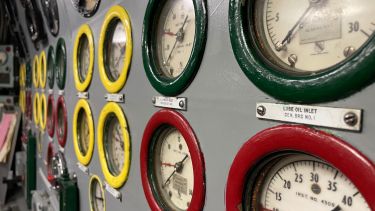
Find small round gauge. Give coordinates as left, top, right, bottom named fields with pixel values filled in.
left=229, top=0, right=375, bottom=103
left=46, top=142, right=55, bottom=183
left=71, top=0, right=101, bottom=18
left=33, top=93, right=40, bottom=126
left=98, top=102, right=130, bottom=189
left=73, top=24, right=94, bottom=92
left=39, top=94, right=47, bottom=131
left=26, top=91, right=32, bottom=119
left=55, top=96, right=67, bottom=148
left=225, top=125, right=375, bottom=211
left=141, top=109, right=205, bottom=211
left=33, top=55, right=39, bottom=88
left=0, top=51, right=7, bottom=66
left=39, top=51, right=47, bottom=89
left=73, top=99, right=94, bottom=166
left=143, top=0, right=207, bottom=96
left=47, top=46, right=55, bottom=89
left=89, top=175, right=106, bottom=211
left=47, top=95, right=54, bottom=137
left=40, top=0, right=59, bottom=36
left=55, top=38, right=67, bottom=90
left=98, top=5, right=132, bottom=93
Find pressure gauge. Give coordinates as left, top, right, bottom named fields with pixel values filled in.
left=26, top=91, right=32, bottom=119
left=225, top=125, right=375, bottom=211
left=71, top=0, right=101, bottom=18
left=73, top=99, right=94, bottom=166
left=98, top=102, right=130, bottom=188
left=33, top=55, right=39, bottom=88
left=39, top=94, right=47, bottom=131
left=142, top=0, right=207, bottom=96
left=55, top=38, right=67, bottom=90
left=56, top=96, right=67, bottom=147
left=73, top=24, right=94, bottom=92
left=89, top=175, right=106, bottom=211
left=141, top=109, right=205, bottom=211
left=39, top=51, right=47, bottom=89
left=33, top=93, right=40, bottom=126
left=47, top=46, right=55, bottom=89
left=98, top=5, right=132, bottom=93
left=46, top=142, right=55, bottom=183
left=229, top=0, right=375, bottom=102
left=40, top=0, right=59, bottom=36
left=0, top=51, right=7, bottom=66
left=47, top=95, right=54, bottom=138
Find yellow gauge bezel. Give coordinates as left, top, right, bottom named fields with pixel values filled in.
left=98, top=102, right=131, bottom=189
left=33, top=55, right=39, bottom=88
left=19, top=90, right=25, bottom=113
left=33, top=92, right=40, bottom=126
left=39, top=51, right=47, bottom=89
left=73, top=24, right=95, bottom=92
left=89, top=175, right=106, bottom=211
left=39, top=94, right=47, bottom=131
left=19, top=64, right=26, bottom=87
left=98, top=5, right=133, bottom=93
left=73, top=99, right=95, bottom=166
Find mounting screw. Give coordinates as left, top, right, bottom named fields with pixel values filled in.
left=152, top=97, right=156, bottom=104
left=344, top=112, right=358, bottom=126
left=257, top=105, right=266, bottom=116
left=343, top=46, right=355, bottom=58
left=179, top=100, right=185, bottom=108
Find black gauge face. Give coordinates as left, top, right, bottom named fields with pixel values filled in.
left=104, top=19, right=127, bottom=82
left=104, top=114, right=124, bottom=176
left=77, top=109, right=90, bottom=156
left=71, top=0, right=101, bottom=17
left=40, top=0, right=59, bottom=36
left=78, top=34, right=90, bottom=82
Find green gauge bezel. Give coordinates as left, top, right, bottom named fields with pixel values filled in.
left=55, top=38, right=67, bottom=90
left=47, top=46, right=55, bottom=89
left=229, top=0, right=375, bottom=103
left=142, top=0, right=207, bottom=96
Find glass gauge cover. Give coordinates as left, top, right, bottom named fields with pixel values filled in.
left=40, top=0, right=59, bottom=36
left=89, top=176, right=106, bottom=211
left=78, top=35, right=90, bottom=82
left=143, top=0, right=207, bottom=96
left=104, top=115, right=125, bottom=176
left=55, top=38, right=66, bottom=90
left=0, top=51, right=7, bottom=65
left=56, top=96, right=67, bottom=147
left=141, top=109, right=205, bottom=211
left=47, top=46, right=55, bottom=89
left=47, top=95, right=54, bottom=137
left=71, top=0, right=101, bottom=17
left=229, top=0, right=375, bottom=103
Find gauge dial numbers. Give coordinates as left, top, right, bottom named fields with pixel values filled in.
left=143, top=0, right=207, bottom=96
left=55, top=38, right=67, bottom=90
left=98, top=5, right=132, bottom=93
left=33, top=55, right=39, bottom=88
left=47, top=46, right=55, bottom=89
left=39, top=51, right=47, bottom=89
left=40, top=0, right=59, bottom=36
left=89, top=175, right=106, bottom=211
left=47, top=95, right=55, bottom=137
left=225, top=125, right=375, bottom=211
left=33, top=93, right=40, bottom=126
left=73, top=99, right=94, bottom=166
left=229, top=0, right=375, bottom=103
left=98, top=102, right=130, bottom=189
left=71, top=0, right=101, bottom=18
left=39, top=94, right=47, bottom=131
left=56, top=96, right=67, bottom=147
left=141, top=109, right=205, bottom=211
left=73, top=24, right=94, bottom=92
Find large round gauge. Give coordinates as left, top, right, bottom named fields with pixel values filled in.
left=0, top=51, right=7, bottom=66
left=141, top=109, right=205, bottom=211
left=73, top=24, right=94, bottom=92
left=39, top=51, right=47, bottom=89
left=71, top=0, right=101, bottom=18
left=47, top=46, right=55, bottom=89
left=89, top=175, right=106, bottom=211
left=55, top=96, right=67, bottom=148
left=47, top=95, right=55, bottom=138
left=39, top=94, right=47, bottom=131
left=73, top=99, right=94, bottom=166
left=229, top=0, right=375, bottom=103
left=55, top=38, right=67, bottom=90
left=33, top=55, right=39, bottom=88
left=225, top=125, right=375, bottom=211
left=98, top=5, right=132, bottom=93
left=97, top=102, right=130, bottom=189
left=40, top=0, right=59, bottom=36
left=33, top=93, right=40, bottom=126
left=46, top=142, right=55, bottom=183
left=142, top=0, right=207, bottom=96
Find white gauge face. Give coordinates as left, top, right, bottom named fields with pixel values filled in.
left=57, top=106, right=65, bottom=138
left=156, top=0, right=196, bottom=78
left=153, top=128, right=194, bottom=210
left=78, top=35, right=90, bottom=82
left=105, top=116, right=124, bottom=175
left=247, top=154, right=370, bottom=211
left=77, top=110, right=89, bottom=155
left=255, top=0, right=375, bottom=73
left=106, top=20, right=126, bottom=81
left=82, top=0, right=99, bottom=12
left=0, top=52, right=7, bottom=65
left=91, top=178, right=105, bottom=211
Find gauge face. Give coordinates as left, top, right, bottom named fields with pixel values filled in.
left=155, top=0, right=196, bottom=78
left=71, top=0, right=101, bottom=17
left=56, top=97, right=67, bottom=147
left=90, top=177, right=105, bottom=211
left=47, top=47, right=55, bottom=89
left=77, top=109, right=90, bottom=156
left=0, top=51, right=7, bottom=65
left=253, top=0, right=375, bottom=73
left=40, top=0, right=59, bottom=36
left=78, top=34, right=91, bottom=82
left=152, top=127, right=194, bottom=210
left=104, top=20, right=127, bottom=82
left=47, top=95, right=54, bottom=137
left=104, top=114, right=124, bottom=175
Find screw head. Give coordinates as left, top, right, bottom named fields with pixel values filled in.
left=343, top=46, right=355, bottom=58
left=179, top=100, right=185, bottom=108
left=344, top=112, right=358, bottom=126
left=152, top=97, right=156, bottom=104
left=257, top=105, right=266, bottom=116
left=288, top=54, right=298, bottom=67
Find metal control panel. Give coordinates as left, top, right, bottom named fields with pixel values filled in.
left=0, top=45, right=14, bottom=88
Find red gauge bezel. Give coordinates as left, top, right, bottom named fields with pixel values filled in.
left=46, top=142, right=55, bottom=183
left=55, top=96, right=67, bottom=148
left=47, top=94, right=55, bottom=137
left=140, top=109, right=206, bottom=211
left=225, top=124, right=375, bottom=211
left=26, top=91, right=32, bottom=119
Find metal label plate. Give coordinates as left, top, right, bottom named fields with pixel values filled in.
left=256, top=102, right=362, bottom=131
left=153, top=96, right=187, bottom=111
left=104, top=182, right=122, bottom=200
left=77, top=92, right=89, bottom=99
left=105, top=93, right=125, bottom=103
left=77, top=162, right=89, bottom=175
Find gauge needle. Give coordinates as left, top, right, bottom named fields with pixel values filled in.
left=162, top=154, right=189, bottom=188
left=161, top=162, right=174, bottom=167
left=164, top=31, right=177, bottom=36
left=164, top=15, right=189, bottom=65
left=331, top=205, right=342, bottom=211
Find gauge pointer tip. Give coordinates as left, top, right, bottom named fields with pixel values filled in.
left=331, top=205, right=342, bottom=211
